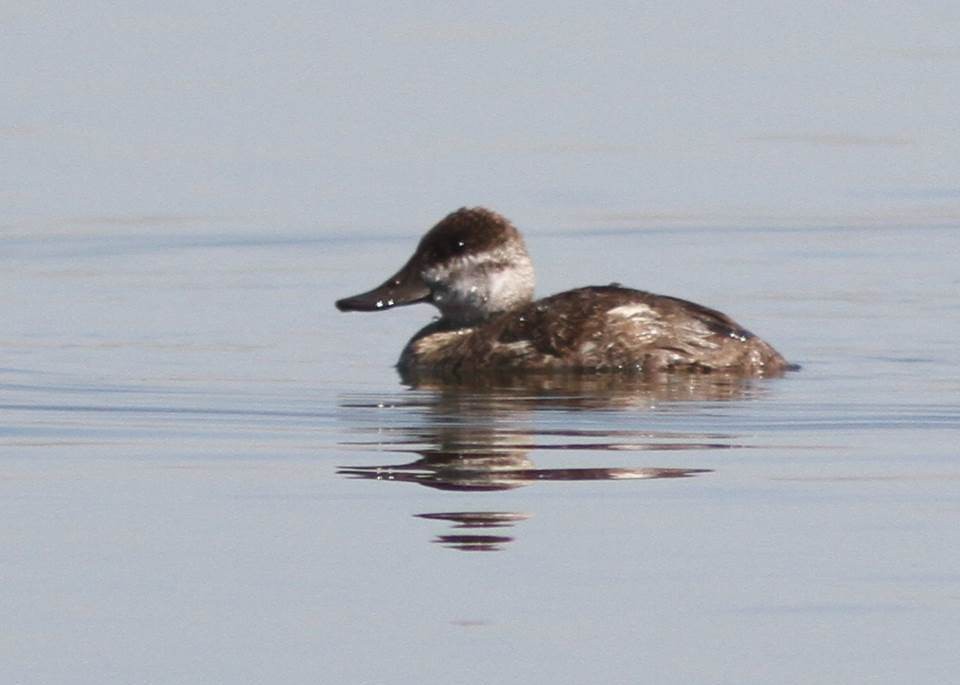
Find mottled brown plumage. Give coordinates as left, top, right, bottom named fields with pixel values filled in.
left=336, top=207, right=794, bottom=381
left=398, top=285, right=789, bottom=378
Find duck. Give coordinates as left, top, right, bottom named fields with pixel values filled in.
left=335, top=207, right=794, bottom=380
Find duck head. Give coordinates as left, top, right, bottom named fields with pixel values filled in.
left=335, top=207, right=535, bottom=326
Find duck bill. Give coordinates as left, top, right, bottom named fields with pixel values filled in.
left=335, top=261, right=431, bottom=312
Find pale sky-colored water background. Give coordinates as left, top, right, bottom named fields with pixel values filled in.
left=5, top=2, right=960, bottom=231
left=3, top=4, right=960, bottom=684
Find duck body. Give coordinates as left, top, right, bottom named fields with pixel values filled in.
left=336, top=207, right=793, bottom=380
left=399, top=285, right=789, bottom=378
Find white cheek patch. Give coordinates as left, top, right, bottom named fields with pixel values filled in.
left=450, top=279, right=484, bottom=306
left=425, top=262, right=486, bottom=313
left=486, top=269, right=511, bottom=303
left=422, top=247, right=534, bottom=321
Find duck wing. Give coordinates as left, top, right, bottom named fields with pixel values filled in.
left=492, top=286, right=772, bottom=372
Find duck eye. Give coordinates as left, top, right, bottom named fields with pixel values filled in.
left=453, top=239, right=466, bottom=253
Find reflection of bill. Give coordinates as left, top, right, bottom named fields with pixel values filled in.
left=338, top=453, right=708, bottom=492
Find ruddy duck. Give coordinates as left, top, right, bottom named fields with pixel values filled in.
left=336, top=207, right=793, bottom=379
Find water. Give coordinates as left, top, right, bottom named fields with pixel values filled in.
left=4, top=4, right=960, bottom=684
left=3, top=219, right=958, bottom=683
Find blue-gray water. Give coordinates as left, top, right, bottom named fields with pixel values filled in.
left=4, top=5, right=960, bottom=684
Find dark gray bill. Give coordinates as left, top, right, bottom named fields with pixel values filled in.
left=335, top=261, right=431, bottom=312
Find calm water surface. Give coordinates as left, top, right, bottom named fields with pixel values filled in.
left=2, top=219, right=958, bottom=684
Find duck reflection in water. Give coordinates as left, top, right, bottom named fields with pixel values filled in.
left=337, top=437, right=710, bottom=492
left=338, top=374, right=769, bottom=550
